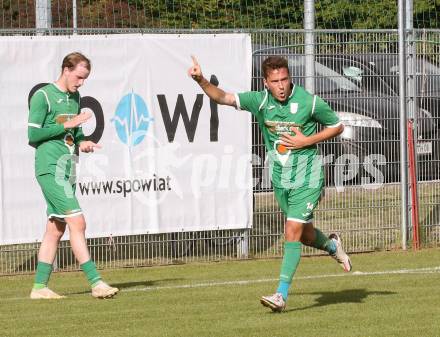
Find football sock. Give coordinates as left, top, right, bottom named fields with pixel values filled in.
left=80, top=260, right=102, bottom=287
left=33, top=261, right=53, bottom=289
left=312, top=229, right=336, bottom=255
left=276, top=241, right=302, bottom=300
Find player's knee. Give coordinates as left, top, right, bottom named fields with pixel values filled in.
left=285, top=220, right=304, bottom=241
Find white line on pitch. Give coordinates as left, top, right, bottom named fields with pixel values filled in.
left=122, top=265, right=440, bottom=293
left=3, top=266, right=440, bottom=301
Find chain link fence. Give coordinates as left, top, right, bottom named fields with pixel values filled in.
left=2, top=0, right=440, bottom=30
left=1, top=2, right=440, bottom=275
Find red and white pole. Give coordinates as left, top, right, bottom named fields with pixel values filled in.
left=407, top=120, right=420, bottom=250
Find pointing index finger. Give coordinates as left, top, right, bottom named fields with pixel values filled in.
left=191, top=55, right=199, bottom=67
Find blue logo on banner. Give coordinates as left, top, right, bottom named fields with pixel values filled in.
left=112, top=92, right=153, bottom=146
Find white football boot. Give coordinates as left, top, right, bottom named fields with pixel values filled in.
left=30, top=287, right=65, bottom=299
left=329, top=233, right=352, bottom=272
left=91, top=281, right=119, bottom=299
left=260, top=293, right=286, bottom=312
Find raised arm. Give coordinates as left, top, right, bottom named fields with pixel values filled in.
left=188, top=55, right=237, bottom=107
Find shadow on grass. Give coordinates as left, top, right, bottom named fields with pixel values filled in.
left=66, top=278, right=183, bottom=295
left=283, top=288, right=396, bottom=313
left=110, top=278, right=184, bottom=289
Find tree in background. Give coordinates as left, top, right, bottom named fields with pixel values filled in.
left=1, top=0, right=440, bottom=30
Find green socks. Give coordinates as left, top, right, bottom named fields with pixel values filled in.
left=312, top=229, right=336, bottom=255
left=34, top=260, right=102, bottom=289
left=80, top=260, right=102, bottom=287
left=276, top=241, right=302, bottom=300
left=33, top=261, right=53, bottom=289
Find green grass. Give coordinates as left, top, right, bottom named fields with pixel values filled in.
left=1, top=249, right=440, bottom=337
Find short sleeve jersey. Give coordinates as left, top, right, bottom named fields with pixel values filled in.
left=236, top=85, right=340, bottom=188
left=28, top=83, right=85, bottom=177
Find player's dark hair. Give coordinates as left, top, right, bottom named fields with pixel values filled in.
left=262, top=56, right=289, bottom=78
left=61, top=52, right=91, bottom=72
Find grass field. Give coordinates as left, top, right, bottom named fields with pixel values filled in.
left=1, top=249, right=439, bottom=337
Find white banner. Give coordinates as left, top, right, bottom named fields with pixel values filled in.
left=0, top=34, right=253, bottom=245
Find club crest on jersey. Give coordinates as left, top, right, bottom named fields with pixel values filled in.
left=274, top=140, right=291, bottom=166
left=64, top=133, right=75, bottom=154
left=290, top=103, right=298, bottom=114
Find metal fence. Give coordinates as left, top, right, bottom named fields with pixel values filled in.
left=3, top=0, right=440, bottom=30
left=1, top=29, right=440, bottom=275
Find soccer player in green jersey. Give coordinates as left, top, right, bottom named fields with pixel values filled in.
left=188, top=55, right=352, bottom=312
left=28, top=52, right=119, bottom=299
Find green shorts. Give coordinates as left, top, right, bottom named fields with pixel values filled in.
left=274, top=184, right=323, bottom=223
left=36, top=173, right=82, bottom=220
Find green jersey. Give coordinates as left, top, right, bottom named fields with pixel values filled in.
left=236, top=85, right=340, bottom=189
left=28, top=83, right=85, bottom=177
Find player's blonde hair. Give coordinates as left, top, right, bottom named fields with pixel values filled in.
left=262, top=56, right=289, bottom=79
left=61, top=52, right=91, bottom=72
